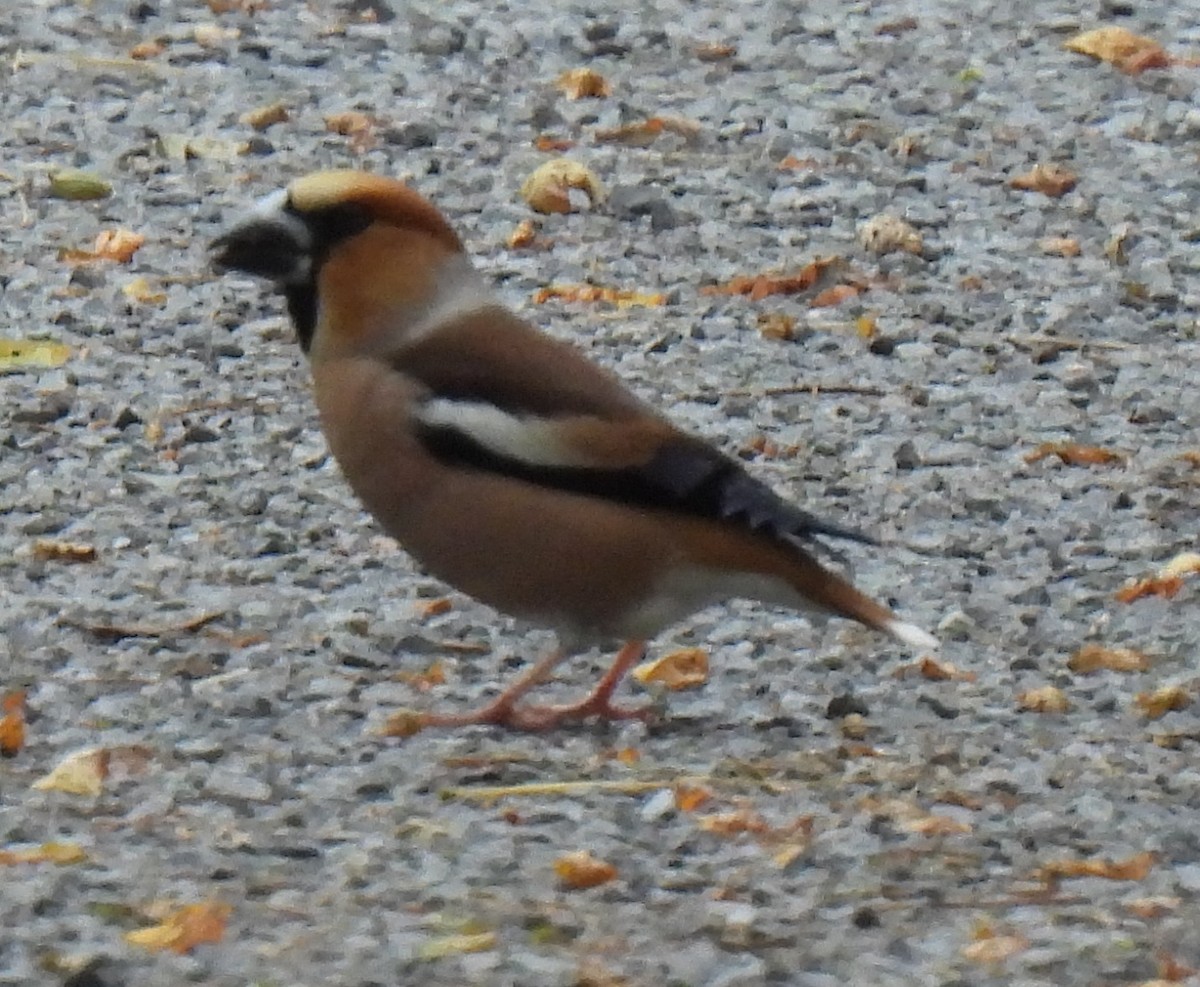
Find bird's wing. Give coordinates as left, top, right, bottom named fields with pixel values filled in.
left=393, top=308, right=874, bottom=549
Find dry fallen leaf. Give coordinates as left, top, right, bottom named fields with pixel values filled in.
left=325, top=111, right=375, bottom=153
left=60, top=229, right=145, bottom=265
left=239, top=101, right=289, bottom=130
left=701, top=257, right=841, bottom=302
left=193, top=23, right=240, bottom=47
left=418, top=932, right=497, bottom=960
left=1125, top=896, right=1180, bottom=919
left=903, top=814, right=973, bottom=837
left=1010, top=163, right=1078, bottom=198
left=594, top=116, right=702, bottom=147
left=1025, top=442, right=1124, bottom=467
left=858, top=214, right=923, bottom=255
left=1068, top=643, right=1150, bottom=674
left=631, top=648, right=708, bottom=690
left=1017, top=685, right=1071, bottom=713
left=1064, top=26, right=1170, bottom=74
left=1116, top=552, right=1200, bottom=603
left=554, top=68, right=612, bottom=99
left=418, top=598, right=453, bottom=619
left=0, top=339, right=71, bottom=372
left=125, top=902, right=232, bottom=954
left=810, top=283, right=863, bottom=308
left=0, top=841, right=87, bottom=866
left=32, top=748, right=110, bottom=797
left=0, top=691, right=26, bottom=757
left=895, top=656, right=977, bottom=682
left=533, top=134, right=576, bottom=152
left=122, top=277, right=169, bottom=305
left=962, top=933, right=1028, bottom=964
left=531, top=284, right=664, bottom=308
left=48, top=169, right=112, bottom=201
left=520, top=158, right=604, bottom=214
left=673, top=783, right=714, bottom=813
left=554, top=850, right=618, bottom=890
left=129, top=39, right=166, bottom=60
left=694, top=41, right=737, bottom=61
left=1036, top=850, right=1155, bottom=883
left=395, top=660, right=446, bottom=693
left=855, top=313, right=878, bottom=339
left=32, top=539, right=97, bottom=563
left=1039, top=236, right=1082, bottom=257
left=1135, top=685, right=1192, bottom=720
left=696, top=807, right=770, bottom=837
left=757, top=313, right=796, bottom=341
left=507, top=218, right=538, bottom=249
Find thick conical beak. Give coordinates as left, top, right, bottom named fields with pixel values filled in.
left=211, top=190, right=312, bottom=284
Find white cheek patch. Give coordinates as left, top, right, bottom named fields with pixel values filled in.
left=416, top=399, right=595, bottom=469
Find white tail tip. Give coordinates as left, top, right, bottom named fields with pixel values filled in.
left=886, top=619, right=940, bottom=653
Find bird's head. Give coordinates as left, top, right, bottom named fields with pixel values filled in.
left=212, top=170, right=475, bottom=356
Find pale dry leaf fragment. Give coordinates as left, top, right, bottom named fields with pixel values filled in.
left=1067, top=643, right=1149, bottom=674
left=32, top=539, right=96, bottom=563
left=324, top=111, right=376, bottom=153
left=903, top=814, right=972, bottom=836
left=48, top=169, right=112, bottom=201
left=594, top=116, right=702, bottom=147
left=1010, top=163, right=1078, bottom=197
left=810, top=283, right=863, bottom=308
left=1105, top=223, right=1134, bottom=266
left=0, top=339, right=71, bottom=372
left=531, top=284, right=663, bottom=308
left=554, top=850, right=618, bottom=890
left=1039, top=236, right=1081, bottom=257
left=129, top=39, right=166, bottom=60
left=239, top=101, right=289, bottom=130
left=554, top=67, right=612, bottom=99
left=962, top=934, right=1028, bottom=964
left=193, top=24, right=240, bottom=47
left=696, top=807, right=770, bottom=837
left=0, top=841, right=88, bottom=866
left=1125, top=896, right=1180, bottom=919
left=1135, top=685, right=1191, bottom=720
left=123, top=277, right=168, bottom=305
left=32, top=747, right=110, bottom=797
left=125, top=902, right=232, bottom=954
left=158, top=134, right=245, bottom=162
left=93, top=229, right=145, bottom=263
left=1025, top=442, right=1124, bottom=467
left=1117, top=553, right=1200, bottom=603
left=858, top=213, right=923, bottom=255
left=631, top=648, right=708, bottom=690
left=694, top=41, right=737, bottom=61
left=1160, top=552, right=1200, bottom=581
left=417, top=932, right=497, bottom=960
left=520, top=158, right=604, bottom=214
left=1017, top=685, right=1071, bottom=713
left=1063, top=26, right=1170, bottom=74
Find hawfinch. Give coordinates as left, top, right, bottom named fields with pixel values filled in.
left=212, top=170, right=938, bottom=732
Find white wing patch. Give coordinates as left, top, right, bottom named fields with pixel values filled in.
left=416, top=399, right=596, bottom=469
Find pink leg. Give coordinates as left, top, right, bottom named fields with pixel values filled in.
left=416, top=640, right=653, bottom=733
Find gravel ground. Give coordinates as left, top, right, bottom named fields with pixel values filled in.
left=3, top=1, right=1200, bottom=985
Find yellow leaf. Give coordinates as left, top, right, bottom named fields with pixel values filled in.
left=531, top=284, right=665, bottom=308
left=0, top=841, right=87, bottom=866
left=1036, top=850, right=1155, bottom=882
left=418, top=932, right=497, bottom=960
left=48, top=168, right=112, bottom=200
left=122, top=277, right=168, bottom=305
left=631, top=648, right=708, bottom=690
left=32, top=748, right=110, bottom=798
left=520, top=158, right=604, bottom=214
left=0, top=339, right=71, bottom=371
left=125, top=902, right=231, bottom=954
left=1064, top=26, right=1169, bottom=73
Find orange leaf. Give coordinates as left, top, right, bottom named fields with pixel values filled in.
left=895, top=656, right=976, bottom=682
left=1135, top=685, right=1191, bottom=720
left=395, top=660, right=446, bottom=693
left=418, top=598, right=453, bottom=619
left=694, top=42, right=737, bottom=61
left=810, top=283, right=862, bottom=308
left=1024, top=442, right=1124, bottom=466
left=553, top=850, right=617, bottom=889
left=554, top=68, right=612, bottom=100
left=0, top=690, right=26, bottom=757
left=903, top=814, right=972, bottom=836
left=1064, top=26, right=1170, bottom=74
left=630, top=648, right=708, bottom=690
left=533, top=134, right=576, bottom=152
left=1125, top=896, right=1179, bottom=919
left=701, top=256, right=841, bottom=301
left=125, top=902, right=231, bottom=954
left=32, top=539, right=96, bottom=563
left=1117, top=552, right=1200, bottom=603
left=1035, top=850, right=1155, bottom=883
left=673, top=783, right=714, bottom=812
left=60, top=229, right=145, bottom=265
left=1067, top=643, right=1149, bottom=674
left=594, top=116, right=701, bottom=147
left=129, top=39, right=166, bottom=59
left=1010, top=163, right=1078, bottom=197
left=696, top=807, right=770, bottom=837
left=507, top=219, right=538, bottom=249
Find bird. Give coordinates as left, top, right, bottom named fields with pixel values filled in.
left=211, top=169, right=938, bottom=732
